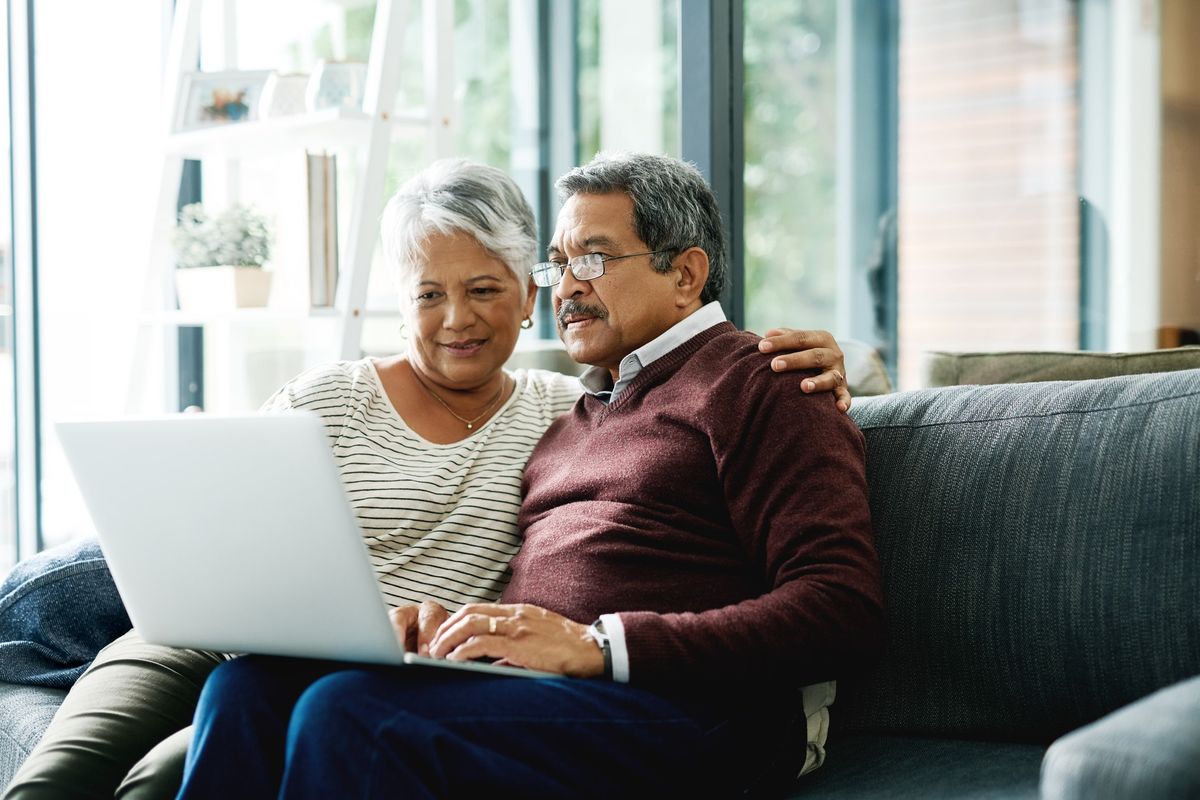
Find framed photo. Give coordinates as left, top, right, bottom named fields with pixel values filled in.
left=175, top=70, right=272, bottom=132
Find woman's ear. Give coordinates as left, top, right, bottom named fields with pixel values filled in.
left=672, top=247, right=710, bottom=308
left=522, top=277, right=538, bottom=318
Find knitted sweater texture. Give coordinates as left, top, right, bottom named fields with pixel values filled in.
left=504, top=322, right=884, bottom=689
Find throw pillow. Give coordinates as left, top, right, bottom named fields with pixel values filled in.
left=0, top=537, right=131, bottom=688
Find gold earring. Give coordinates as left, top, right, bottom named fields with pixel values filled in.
left=520, top=317, right=533, bottom=330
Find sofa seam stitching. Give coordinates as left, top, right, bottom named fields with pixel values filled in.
left=856, top=387, right=1200, bottom=432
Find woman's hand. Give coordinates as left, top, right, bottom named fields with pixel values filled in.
left=427, top=603, right=604, bottom=678
left=389, top=600, right=450, bottom=656
left=758, top=328, right=852, bottom=412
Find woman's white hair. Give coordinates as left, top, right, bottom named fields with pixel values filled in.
left=381, top=158, right=538, bottom=289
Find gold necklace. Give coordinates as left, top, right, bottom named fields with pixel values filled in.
left=411, top=369, right=509, bottom=431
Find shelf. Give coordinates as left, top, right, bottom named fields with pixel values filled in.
left=165, top=106, right=429, bottom=159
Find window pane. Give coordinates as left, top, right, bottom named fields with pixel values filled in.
left=576, top=0, right=679, bottom=160
left=0, top=6, right=12, bottom=570
left=35, top=6, right=167, bottom=550
left=897, top=0, right=1080, bottom=387
left=743, top=1, right=838, bottom=336
left=743, top=1, right=1085, bottom=387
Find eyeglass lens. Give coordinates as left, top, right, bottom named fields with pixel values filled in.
left=531, top=253, right=605, bottom=287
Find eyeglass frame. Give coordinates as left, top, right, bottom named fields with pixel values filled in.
left=529, top=249, right=675, bottom=288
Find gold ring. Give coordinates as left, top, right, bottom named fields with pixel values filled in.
left=489, top=617, right=498, bottom=635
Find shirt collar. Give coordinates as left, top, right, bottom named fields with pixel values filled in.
left=579, top=302, right=727, bottom=400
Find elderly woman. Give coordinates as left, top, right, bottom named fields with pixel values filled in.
left=2, top=158, right=849, bottom=800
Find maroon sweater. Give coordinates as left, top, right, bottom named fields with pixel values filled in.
left=503, top=322, right=883, bottom=688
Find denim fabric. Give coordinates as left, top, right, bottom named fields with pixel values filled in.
left=179, top=657, right=769, bottom=799
left=843, top=368, right=1200, bottom=741
left=1041, top=673, right=1200, bottom=799
left=3, top=630, right=228, bottom=800
left=0, top=538, right=130, bottom=688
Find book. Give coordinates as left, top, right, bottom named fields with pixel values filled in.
left=306, top=151, right=339, bottom=307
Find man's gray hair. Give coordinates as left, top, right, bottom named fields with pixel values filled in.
left=554, top=152, right=727, bottom=304
left=381, top=158, right=537, bottom=287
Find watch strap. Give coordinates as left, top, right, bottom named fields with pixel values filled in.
left=587, top=619, right=613, bottom=679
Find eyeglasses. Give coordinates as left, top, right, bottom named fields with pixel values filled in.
left=529, top=250, right=673, bottom=288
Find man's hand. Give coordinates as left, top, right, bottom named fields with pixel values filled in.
left=758, top=328, right=851, bottom=412
left=389, top=600, right=450, bottom=656
left=427, top=603, right=605, bottom=678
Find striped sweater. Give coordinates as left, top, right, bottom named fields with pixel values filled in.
left=262, top=358, right=581, bottom=609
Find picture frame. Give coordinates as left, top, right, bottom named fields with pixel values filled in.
left=175, top=70, right=273, bottom=132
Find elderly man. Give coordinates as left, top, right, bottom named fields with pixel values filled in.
left=178, top=153, right=883, bottom=798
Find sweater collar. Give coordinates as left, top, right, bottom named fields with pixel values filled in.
left=579, top=302, right=728, bottom=403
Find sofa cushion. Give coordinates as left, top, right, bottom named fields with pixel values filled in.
left=785, top=733, right=1042, bottom=799
left=843, top=368, right=1200, bottom=741
left=922, top=346, right=1200, bottom=387
left=1040, top=673, right=1200, bottom=799
left=0, top=681, right=67, bottom=791
left=0, top=537, right=131, bottom=688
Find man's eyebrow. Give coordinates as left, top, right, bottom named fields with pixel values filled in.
left=582, top=235, right=619, bottom=250
left=547, top=236, right=620, bottom=259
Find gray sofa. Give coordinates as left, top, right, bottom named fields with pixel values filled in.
left=3, top=367, right=1198, bottom=797
left=791, top=366, right=1200, bottom=798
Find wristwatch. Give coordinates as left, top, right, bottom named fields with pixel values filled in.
left=586, top=619, right=613, bottom=679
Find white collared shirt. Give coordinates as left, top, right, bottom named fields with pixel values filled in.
left=576, top=301, right=728, bottom=682
left=579, top=301, right=728, bottom=404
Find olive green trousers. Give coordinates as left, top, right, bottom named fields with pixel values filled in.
left=3, top=630, right=231, bottom=800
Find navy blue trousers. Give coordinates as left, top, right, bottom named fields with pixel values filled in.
left=177, top=656, right=774, bottom=799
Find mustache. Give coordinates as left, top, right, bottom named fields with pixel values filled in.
left=556, top=300, right=609, bottom=328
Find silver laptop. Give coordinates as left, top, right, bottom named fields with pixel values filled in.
left=56, top=412, right=556, bottom=679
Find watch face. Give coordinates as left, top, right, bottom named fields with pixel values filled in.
left=588, top=621, right=610, bottom=646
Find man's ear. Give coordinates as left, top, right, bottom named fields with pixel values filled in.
left=672, top=247, right=710, bottom=308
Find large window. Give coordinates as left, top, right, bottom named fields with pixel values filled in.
left=743, top=1, right=839, bottom=338
left=9, top=0, right=1188, bottom=558
left=576, top=0, right=679, bottom=160
left=34, top=4, right=166, bottom=550
left=896, top=0, right=1081, bottom=387
left=0, top=3, right=14, bottom=570
left=744, top=0, right=1096, bottom=388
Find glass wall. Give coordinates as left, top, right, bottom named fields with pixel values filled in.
left=743, top=0, right=1088, bottom=388
left=576, top=0, right=679, bottom=161
left=12, top=0, right=1186, bottom=556
left=33, top=3, right=167, bottom=550
left=743, top=0, right=839, bottom=337
left=0, top=4, right=14, bottom=570
left=896, top=0, right=1081, bottom=387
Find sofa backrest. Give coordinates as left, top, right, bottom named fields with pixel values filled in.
left=842, top=368, right=1200, bottom=743
left=922, top=346, right=1200, bottom=387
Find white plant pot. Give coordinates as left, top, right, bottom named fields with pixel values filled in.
left=175, top=266, right=273, bottom=313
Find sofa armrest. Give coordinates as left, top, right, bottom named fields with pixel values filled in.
left=1041, top=674, right=1200, bottom=799
left=0, top=682, right=67, bottom=791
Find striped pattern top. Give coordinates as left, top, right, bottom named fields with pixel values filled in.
left=262, top=358, right=582, bottom=610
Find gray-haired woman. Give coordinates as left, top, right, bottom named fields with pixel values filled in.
left=2, top=157, right=849, bottom=800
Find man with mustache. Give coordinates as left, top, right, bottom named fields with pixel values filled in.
left=179, top=152, right=883, bottom=798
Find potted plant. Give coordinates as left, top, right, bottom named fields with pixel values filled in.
left=171, top=202, right=273, bottom=312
